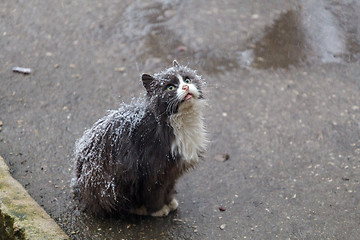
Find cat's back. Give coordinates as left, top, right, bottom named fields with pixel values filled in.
left=74, top=98, right=149, bottom=164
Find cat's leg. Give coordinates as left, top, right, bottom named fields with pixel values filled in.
left=164, top=180, right=178, bottom=212
left=150, top=204, right=170, bottom=217
left=151, top=197, right=178, bottom=217
left=144, top=184, right=170, bottom=217
left=146, top=180, right=177, bottom=217
left=168, top=198, right=179, bottom=211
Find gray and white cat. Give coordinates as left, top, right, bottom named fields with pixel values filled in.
left=73, top=60, right=207, bottom=217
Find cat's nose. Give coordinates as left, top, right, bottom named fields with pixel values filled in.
left=182, top=85, right=189, bottom=91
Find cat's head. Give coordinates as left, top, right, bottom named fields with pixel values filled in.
left=142, top=60, right=204, bottom=117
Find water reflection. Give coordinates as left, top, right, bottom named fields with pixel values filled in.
left=122, top=0, right=239, bottom=74
left=302, top=0, right=346, bottom=64
left=251, top=10, right=306, bottom=69
left=106, top=0, right=359, bottom=73
left=241, top=0, right=360, bottom=69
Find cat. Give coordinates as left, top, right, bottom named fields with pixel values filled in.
left=73, top=60, right=207, bottom=217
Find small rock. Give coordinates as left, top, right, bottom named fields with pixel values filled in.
left=251, top=14, right=259, bottom=19
left=220, top=224, right=226, bottom=230
left=115, top=67, right=126, bottom=72
left=214, top=154, right=230, bottom=162
left=173, top=218, right=185, bottom=223
left=219, top=206, right=226, bottom=212
left=256, top=57, right=265, bottom=62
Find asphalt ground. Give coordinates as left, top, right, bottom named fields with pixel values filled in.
left=1, top=0, right=360, bottom=239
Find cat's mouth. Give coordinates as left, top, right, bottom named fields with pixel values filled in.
left=183, top=93, right=193, bottom=102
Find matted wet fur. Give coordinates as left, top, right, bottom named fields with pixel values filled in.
left=73, top=60, right=207, bottom=217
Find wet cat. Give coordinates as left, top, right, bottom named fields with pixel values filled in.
left=73, top=60, right=207, bottom=217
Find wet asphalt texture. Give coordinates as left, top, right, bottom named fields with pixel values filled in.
left=1, top=0, right=360, bottom=239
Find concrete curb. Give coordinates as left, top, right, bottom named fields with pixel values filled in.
left=0, top=156, right=69, bottom=239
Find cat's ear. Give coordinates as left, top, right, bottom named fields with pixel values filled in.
left=142, top=74, right=154, bottom=92
left=173, top=60, right=179, bottom=68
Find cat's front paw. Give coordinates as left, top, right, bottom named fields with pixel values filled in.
left=168, top=198, right=179, bottom=211
left=151, top=205, right=170, bottom=217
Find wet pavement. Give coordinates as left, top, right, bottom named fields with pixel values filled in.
left=1, top=0, right=360, bottom=239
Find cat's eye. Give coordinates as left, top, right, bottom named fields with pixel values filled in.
left=184, top=78, right=191, bottom=84
left=167, top=85, right=175, bottom=91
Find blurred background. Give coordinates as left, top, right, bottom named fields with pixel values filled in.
left=1, top=0, right=360, bottom=239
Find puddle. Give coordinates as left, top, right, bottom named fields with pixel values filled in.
left=251, top=10, right=307, bottom=69
left=119, top=0, right=239, bottom=74
left=137, top=0, right=360, bottom=72
left=88, top=0, right=359, bottom=73
left=239, top=0, right=360, bottom=70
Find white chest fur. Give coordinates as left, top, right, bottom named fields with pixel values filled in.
left=169, top=100, right=207, bottom=167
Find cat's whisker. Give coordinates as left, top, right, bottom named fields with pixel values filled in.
left=165, top=96, right=179, bottom=115
left=169, top=99, right=179, bottom=114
